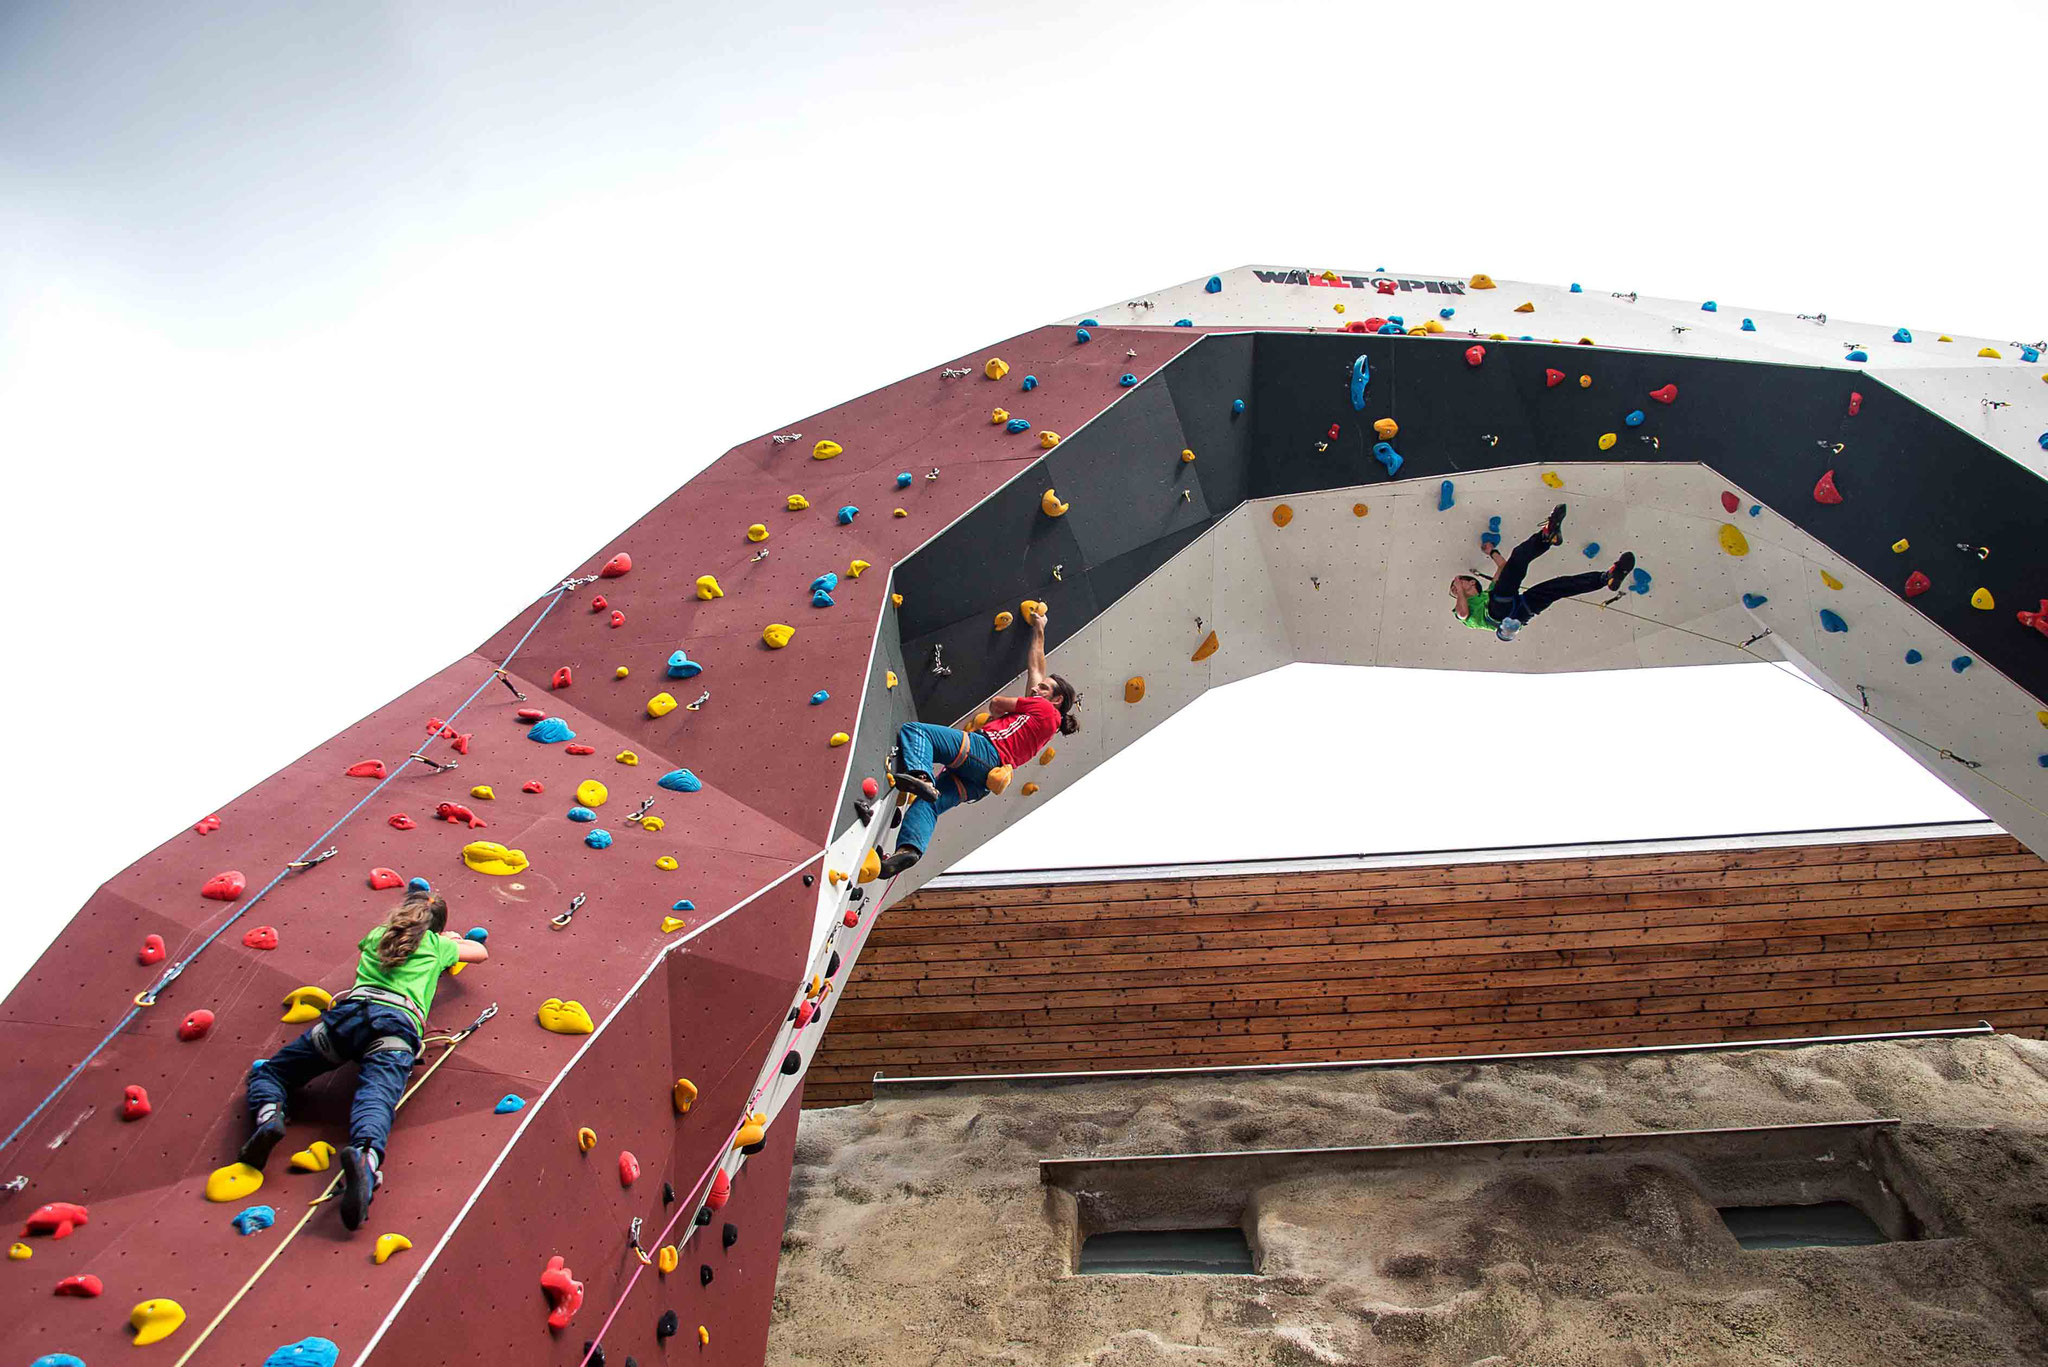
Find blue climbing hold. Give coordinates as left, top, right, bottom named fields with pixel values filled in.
left=1438, top=480, right=1455, bottom=512
left=1204, top=275, right=1222, bottom=293
left=31, top=1356, right=88, bottom=1367
left=1079, top=318, right=1098, bottom=327
left=1583, top=542, right=1601, bottom=559
left=464, top=926, right=487, bottom=942
left=1480, top=516, right=1502, bottom=551
left=2039, top=755, right=2048, bottom=768
left=1388, top=316, right=1403, bottom=327
left=1006, top=418, right=1030, bottom=433
left=567, top=806, right=596, bottom=823
left=1845, top=349, right=1868, bottom=363
left=1740, top=318, right=1756, bottom=331
left=810, top=589, right=834, bottom=608
left=1376, top=323, right=1401, bottom=335
left=836, top=506, right=857, bottom=525
left=809, top=573, right=838, bottom=594
left=1350, top=354, right=1370, bottom=410
left=1742, top=593, right=1768, bottom=609
left=1952, top=656, right=1973, bottom=673
left=1701, top=301, right=1718, bottom=312
left=1624, top=409, right=1645, bottom=427
left=585, top=829, right=613, bottom=850
left=262, top=1340, right=340, bottom=1367
left=1372, top=442, right=1402, bottom=476
left=658, top=769, right=702, bottom=793
left=666, top=650, right=702, bottom=679
left=809, top=690, right=829, bottom=705
left=1570, top=283, right=1582, bottom=293
left=895, top=472, right=912, bottom=488
left=1819, top=609, right=1848, bottom=634
left=407, top=877, right=430, bottom=894
left=232, top=1204, right=275, bottom=1236
left=1174, top=318, right=1192, bottom=327
left=528, top=718, right=574, bottom=744
left=1892, top=327, right=1913, bottom=343
left=494, top=1094, right=525, bottom=1114
left=1231, top=399, right=1245, bottom=415
left=1439, top=307, right=1455, bottom=319
left=1905, top=649, right=1923, bottom=664
left=1118, top=373, right=1137, bottom=387
left=2024, top=346, right=2042, bottom=364
left=1075, top=328, right=1091, bottom=343
left=1021, top=375, right=1037, bottom=390
left=1749, top=504, right=1761, bottom=517
left=1629, top=568, right=1652, bottom=596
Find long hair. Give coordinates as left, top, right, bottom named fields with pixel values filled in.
left=374, top=890, right=449, bottom=968
left=1048, top=673, right=1081, bottom=736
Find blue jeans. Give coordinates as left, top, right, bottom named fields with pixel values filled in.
left=896, top=722, right=1002, bottom=853
left=1489, top=530, right=1607, bottom=622
left=245, top=999, right=420, bottom=1156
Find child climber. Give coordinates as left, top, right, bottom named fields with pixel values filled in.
left=857, top=604, right=1079, bottom=877
left=237, top=889, right=486, bottom=1230
left=1450, top=504, right=1636, bottom=643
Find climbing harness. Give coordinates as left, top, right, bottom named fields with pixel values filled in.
left=550, top=894, right=588, bottom=931
left=171, top=1004, right=497, bottom=1367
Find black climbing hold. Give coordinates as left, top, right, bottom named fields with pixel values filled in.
left=694, top=1206, right=712, bottom=1226
left=700, top=1264, right=714, bottom=1286
left=826, top=951, right=840, bottom=976
left=802, top=874, right=814, bottom=887
left=582, top=1341, right=605, bottom=1367
left=662, top=1181, right=675, bottom=1206
left=722, top=1222, right=738, bottom=1249
left=625, top=1358, right=639, bottom=1367
left=657, top=1310, right=679, bottom=1341
left=787, top=1006, right=799, bottom=1023
left=741, top=1139, right=766, bottom=1156
left=780, top=1049, right=802, bottom=1075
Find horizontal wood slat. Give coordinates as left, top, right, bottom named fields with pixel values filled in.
left=805, top=834, right=2048, bottom=1107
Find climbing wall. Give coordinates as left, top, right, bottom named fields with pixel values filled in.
left=3, top=266, right=2045, bottom=1367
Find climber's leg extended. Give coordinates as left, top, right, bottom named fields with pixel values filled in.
left=345, top=1006, right=420, bottom=1157
left=241, top=1012, right=355, bottom=1168
left=892, top=721, right=967, bottom=802
left=1520, top=552, right=1636, bottom=617
left=1487, top=527, right=1554, bottom=619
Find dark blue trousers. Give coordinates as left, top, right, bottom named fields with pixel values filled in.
left=245, top=999, right=420, bottom=1156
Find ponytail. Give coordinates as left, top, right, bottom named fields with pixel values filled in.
left=375, top=890, right=449, bottom=968
left=1049, top=675, right=1081, bottom=736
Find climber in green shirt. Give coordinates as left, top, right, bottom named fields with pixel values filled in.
left=1449, top=505, right=1635, bottom=643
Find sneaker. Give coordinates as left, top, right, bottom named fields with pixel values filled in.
left=238, top=1111, right=288, bottom=1170
left=337, top=1146, right=378, bottom=1231
left=1540, top=503, right=1567, bottom=546
left=878, top=847, right=923, bottom=878
left=1605, top=551, right=1637, bottom=592
left=892, top=768, right=941, bottom=803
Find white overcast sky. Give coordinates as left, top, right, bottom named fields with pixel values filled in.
left=3, top=0, right=2038, bottom=991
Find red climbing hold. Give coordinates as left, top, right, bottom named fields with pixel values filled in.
left=1375, top=279, right=1397, bottom=295
left=1326, top=424, right=1340, bottom=441
left=1813, top=470, right=1843, bottom=504
left=242, top=925, right=278, bottom=951
left=516, top=707, right=545, bottom=723
left=589, top=595, right=607, bottom=613
left=193, top=814, right=221, bottom=835
left=608, top=610, right=625, bottom=629
left=1904, top=571, right=1931, bottom=598
left=21, top=1203, right=89, bottom=1239
left=1650, top=383, right=1677, bottom=404
left=1720, top=492, right=1739, bottom=514
left=434, top=802, right=486, bottom=829
left=600, top=552, right=632, bottom=578
left=426, top=718, right=458, bottom=739
left=201, top=870, right=247, bottom=902
left=564, top=744, right=596, bottom=756
left=121, top=1085, right=151, bottom=1120
left=861, top=777, right=879, bottom=800
left=551, top=666, right=572, bottom=690
left=346, top=760, right=387, bottom=779
left=1464, top=345, right=1485, bottom=367
left=843, top=908, right=859, bottom=928
left=2018, top=600, right=2048, bottom=639
left=177, top=1009, right=215, bottom=1042
left=1361, top=317, right=1387, bottom=332
left=707, top=1170, right=730, bottom=1211
left=1545, top=368, right=1565, bottom=388
left=368, top=868, right=404, bottom=891
left=53, top=1274, right=103, bottom=1297
left=540, top=1255, right=584, bottom=1330
left=619, top=1151, right=641, bottom=1187
left=388, top=813, right=416, bottom=831
left=448, top=731, right=471, bottom=755
left=138, top=935, right=165, bottom=966
left=1343, top=320, right=1371, bottom=333
left=1848, top=391, right=1864, bottom=416
left=795, top=1000, right=816, bottom=1028
left=523, top=780, right=545, bottom=794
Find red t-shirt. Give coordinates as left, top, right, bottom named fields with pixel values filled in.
left=981, top=696, right=1060, bottom=767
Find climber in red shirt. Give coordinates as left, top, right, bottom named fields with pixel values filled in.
left=860, top=604, right=1080, bottom=877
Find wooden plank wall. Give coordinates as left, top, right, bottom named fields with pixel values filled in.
left=803, top=834, right=2048, bottom=1107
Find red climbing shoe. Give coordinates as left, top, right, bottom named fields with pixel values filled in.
left=878, top=847, right=923, bottom=879
left=1604, top=552, right=1637, bottom=592
left=1540, top=504, right=1567, bottom=546
left=337, top=1146, right=378, bottom=1231
left=892, top=769, right=941, bottom=803
left=238, top=1111, right=288, bottom=1170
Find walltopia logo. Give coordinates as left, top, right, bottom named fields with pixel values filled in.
left=1252, top=269, right=1466, bottom=295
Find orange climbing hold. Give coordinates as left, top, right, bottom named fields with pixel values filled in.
left=1191, top=631, right=1220, bottom=662
left=673, top=1077, right=699, bottom=1114
left=1272, top=504, right=1293, bottom=527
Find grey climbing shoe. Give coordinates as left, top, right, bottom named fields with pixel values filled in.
left=238, top=1110, right=288, bottom=1170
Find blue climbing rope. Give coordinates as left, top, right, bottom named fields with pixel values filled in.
left=0, top=578, right=584, bottom=1156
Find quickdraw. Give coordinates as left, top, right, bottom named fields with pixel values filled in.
left=550, top=894, right=587, bottom=930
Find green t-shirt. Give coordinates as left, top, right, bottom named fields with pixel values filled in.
left=355, top=930, right=461, bottom=1022
left=1457, top=591, right=1497, bottom=630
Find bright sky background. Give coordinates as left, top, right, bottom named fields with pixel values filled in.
left=3, top=0, right=2037, bottom=989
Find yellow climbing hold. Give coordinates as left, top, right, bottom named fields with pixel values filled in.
left=1020, top=599, right=1047, bottom=622
left=700, top=1326, right=711, bottom=1346
left=1373, top=418, right=1398, bottom=440
left=1718, top=525, right=1750, bottom=557
left=1578, top=375, right=1592, bottom=389
left=1320, top=270, right=1339, bottom=282
left=1978, top=347, right=2001, bottom=359
left=205, top=1163, right=263, bottom=1204
left=655, top=856, right=678, bottom=871
left=615, top=666, right=630, bottom=679
left=1972, top=587, right=1996, bottom=610
left=462, top=842, right=529, bottom=876
left=762, top=623, right=795, bottom=649
left=1489, top=333, right=1508, bottom=342
left=1939, top=335, right=1954, bottom=343
left=1541, top=472, right=1564, bottom=489
left=1513, top=301, right=1534, bottom=313
left=1333, top=302, right=1345, bottom=314
left=1181, top=448, right=1196, bottom=463
left=576, top=1127, right=597, bottom=1153
left=733, top=1112, right=768, bottom=1149
left=1125, top=677, right=1146, bottom=704
left=1469, top=274, right=1496, bottom=289
left=849, top=559, right=871, bottom=579
left=1352, top=502, right=1369, bottom=517
left=538, top=999, right=596, bottom=1035
left=1041, top=489, right=1069, bottom=517
left=990, top=407, right=1009, bottom=425
left=1424, top=318, right=1445, bottom=334
left=1820, top=570, right=1843, bottom=591
left=893, top=507, right=907, bottom=517
left=984, top=357, right=1010, bottom=380
left=859, top=848, right=881, bottom=883
left=1598, top=433, right=1617, bottom=450
left=129, top=1298, right=187, bottom=1347
left=641, top=815, right=664, bottom=832
left=290, top=1141, right=336, bottom=1173
left=1272, top=504, right=1293, bottom=527
left=673, top=1077, right=698, bottom=1113
left=1022, top=782, right=1040, bottom=796
left=812, top=439, right=842, bottom=460
left=827, top=868, right=846, bottom=888
left=885, top=670, right=898, bottom=689
left=6, top=1242, right=28, bottom=1260
left=281, top=986, right=333, bottom=1023
left=971, top=711, right=991, bottom=730
left=575, top=779, right=608, bottom=808
left=1038, top=747, right=1056, bottom=765
left=469, top=785, right=495, bottom=801
left=1891, top=539, right=1910, bottom=553
left=661, top=915, right=687, bottom=933
left=891, top=593, right=903, bottom=607
left=373, top=1233, right=412, bottom=1265
left=993, top=611, right=1014, bottom=631
left=746, top=524, right=769, bottom=543
left=985, top=765, right=1012, bottom=794
left=785, top=494, right=809, bottom=511
left=1191, top=630, right=1220, bottom=663
left=616, top=750, right=639, bottom=766
left=647, top=692, right=677, bottom=718
left=1039, top=431, right=1060, bottom=449
left=658, top=1244, right=679, bottom=1274
left=829, top=732, right=850, bottom=747
left=695, top=574, right=723, bottom=600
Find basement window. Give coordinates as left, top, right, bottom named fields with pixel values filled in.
left=1718, top=1201, right=1890, bottom=1250
left=1078, top=1227, right=1256, bottom=1275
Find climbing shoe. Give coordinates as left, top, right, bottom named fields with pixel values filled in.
left=852, top=795, right=876, bottom=826
left=1540, top=503, right=1567, bottom=546
left=238, top=1110, right=288, bottom=1170
left=1605, top=551, right=1637, bottom=592
left=877, top=847, right=923, bottom=878
left=892, top=768, right=941, bottom=803
left=337, top=1145, right=378, bottom=1231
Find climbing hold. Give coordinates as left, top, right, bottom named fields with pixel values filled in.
left=1469, top=274, right=1496, bottom=289
left=1373, top=418, right=1398, bottom=440
left=1373, top=442, right=1403, bottom=475
left=202, top=870, right=246, bottom=902
left=231, top=1205, right=275, bottom=1236
left=346, top=760, right=387, bottom=779
left=521, top=781, right=544, bottom=795
left=121, top=1083, right=151, bottom=1120
left=1192, top=631, right=1220, bottom=662
left=576, top=1128, right=596, bottom=1154
left=763, top=623, right=795, bottom=649
left=1464, top=344, right=1485, bottom=367
left=54, top=1273, right=103, bottom=1295
left=1579, top=375, right=1592, bottom=389
left=21, top=1203, right=89, bottom=1240
left=567, top=806, right=596, bottom=822
left=539, top=999, right=596, bottom=1034
left=616, top=751, right=639, bottom=767
left=1891, top=328, right=1913, bottom=344
left=1353, top=503, right=1368, bottom=516
left=990, top=610, right=1016, bottom=633
left=1820, top=609, right=1848, bottom=633
left=1022, top=782, right=1040, bottom=796
left=608, top=610, right=625, bottom=629
left=810, top=588, right=834, bottom=608
left=1271, top=505, right=1293, bottom=528
left=541, top=1255, right=585, bottom=1330
left=1204, top=274, right=1222, bottom=293
left=1740, top=318, right=1756, bottom=331
left=984, top=357, right=1009, bottom=381
left=707, top=1170, right=733, bottom=1210
left=1544, top=368, right=1565, bottom=388
left=1952, top=656, right=1973, bottom=673
left=373, top=1232, right=412, bottom=1265
left=1513, top=302, right=1534, bottom=313
left=205, top=1162, right=263, bottom=1203
left=529, top=717, right=575, bottom=743
left=461, top=842, right=530, bottom=876
left=129, top=1298, right=188, bottom=1346
left=812, top=440, right=842, bottom=461
left=1742, top=593, right=1768, bottom=610
left=575, top=780, right=608, bottom=808
left=619, top=1151, right=641, bottom=1187
left=810, top=690, right=830, bottom=706
left=1848, top=391, right=1864, bottom=417
left=435, top=801, right=486, bottom=829
left=747, top=524, right=769, bottom=542
left=1978, top=347, right=2001, bottom=359
left=785, top=494, right=810, bottom=511
left=1972, top=587, right=1996, bottom=610
left=1845, top=350, right=1868, bottom=363
left=1649, top=384, right=1677, bottom=405
left=600, top=552, right=632, bottom=579
left=828, top=733, right=850, bottom=748
left=281, top=986, right=333, bottom=1023
left=1124, top=677, right=1145, bottom=703
left=666, top=649, right=703, bottom=679
left=1021, top=375, right=1039, bottom=391
left=469, top=784, right=496, bottom=802
left=1541, top=471, right=1563, bottom=490
left=2021, top=601, right=2048, bottom=639
left=658, top=769, right=702, bottom=793
left=1438, top=481, right=1455, bottom=512
left=590, top=595, right=607, bottom=613
left=657, top=1244, right=680, bottom=1275
left=1231, top=399, right=1245, bottom=415
left=290, top=1141, right=336, bottom=1172
left=1039, top=431, right=1060, bottom=449
left=614, top=667, right=628, bottom=679
left=1904, top=571, right=1931, bottom=597
left=178, top=1010, right=214, bottom=1041
left=1181, top=447, right=1196, bottom=463
left=258, top=1340, right=339, bottom=1367
left=849, top=559, right=871, bottom=580
left=1349, top=354, right=1370, bottom=409
left=700, top=1264, right=715, bottom=1286
left=695, top=574, right=723, bottom=600
left=407, top=876, right=430, bottom=894
left=1813, top=470, right=1843, bottom=504
left=1041, top=489, right=1069, bottom=518
left=1074, top=327, right=1091, bottom=343
left=1583, top=542, right=1601, bottom=559
left=368, top=868, right=403, bottom=891
left=1819, top=570, right=1843, bottom=591
left=1720, top=491, right=1740, bottom=514
left=673, top=1077, right=698, bottom=1113
left=494, top=1094, right=525, bottom=1114
left=699, top=1327, right=711, bottom=1345
left=1598, top=433, right=1617, bottom=450
left=584, top=828, right=613, bottom=850
left=1624, top=409, right=1645, bottom=427
left=194, top=813, right=221, bottom=834
left=1118, top=373, right=1138, bottom=387
left=836, top=506, right=858, bottom=525
left=6, top=1243, right=28, bottom=1260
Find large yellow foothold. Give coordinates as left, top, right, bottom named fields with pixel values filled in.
left=373, top=1233, right=412, bottom=1265
left=575, top=779, right=608, bottom=808
left=290, top=1141, right=336, bottom=1172
left=576, top=1126, right=597, bottom=1153
left=617, top=750, right=639, bottom=766
left=885, top=670, right=898, bottom=689
left=1039, top=431, right=1060, bottom=449
left=1041, top=489, right=1069, bottom=517
left=538, top=998, right=596, bottom=1035
left=985, top=765, right=1012, bottom=794
left=762, top=623, right=795, bottom=649
left=1978, top=347, right=2001, bottom=359
left=993, top=611, right=1014, bottom=631
left=785, top=494, right=809, bottom=511
left=8, top=1241, right=32, bottom=1260
left=746, top=523, right=769, bottom=543
left=812, top=439, right=842, bottom=460
left=1469, top=274, right=1496, bottom=289
left=1891, top=539, right=1910, bottom=553
left=673, top=1077, right=699, bottom=1114
left=129, top=1298, right=187, bottom=1346
left=1972, top=587, right=1996, bottom=610
left=641, top=815, right=664, bottom=832
left=1424, top=318, right=1445, bottom=334
left=1374, top=418, right=1398, bottom=439
left=1820, top=570, right=1844, bottom=591
left=462, top=842, right=529, bottom=876
left=647, top=692, right=677, bottom=718
left=1022, top=782, right=1040, bottom=796
left=658, top=1244, right=679, bottom=1274
left=732, top=1111, right=768, bottom=1150
left=1541, top=471, right=1564, bottom=489
left=1191, top=630, right=1220, bottom=662
left=1352, top=503, right=1369, bottom=517
left=695, top=574, right=723, bottom=600
left=281, top=986, right=333, bottom=1023
left=469, top=785, right=495, bottom=801
left=661, top=915, right=687, bottom=933
left=1513, top=301, right=1535, bottom=313
left=655, top=855, right=678, bottom=871
left=1598, top=433, right=1617, bottom=450
left=205, top=1162, right=264, bottom=1204
left=859, top=848, right=881, bottom=884
left=1718, top=525, right=1750, bottom=557
left=984, top=357, right=1010, bottom=380
left=849, top=558, right=871, bottom=579
left=1272, top=504, right=1293, bottom=527
left=1125, top=677, right=1146, bottom=704
left=990, top=407, right=1009, bottom=425
left=828, top=732, right=850, bottom=747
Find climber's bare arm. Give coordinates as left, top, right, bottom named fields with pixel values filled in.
left=1025, top=606, right=1050, bottom=692
left=450, top=934, right=488, bottom=963
left=988, top=696, right=1020, bottom=716
left=1487, top=547, right=1506, bottom=571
